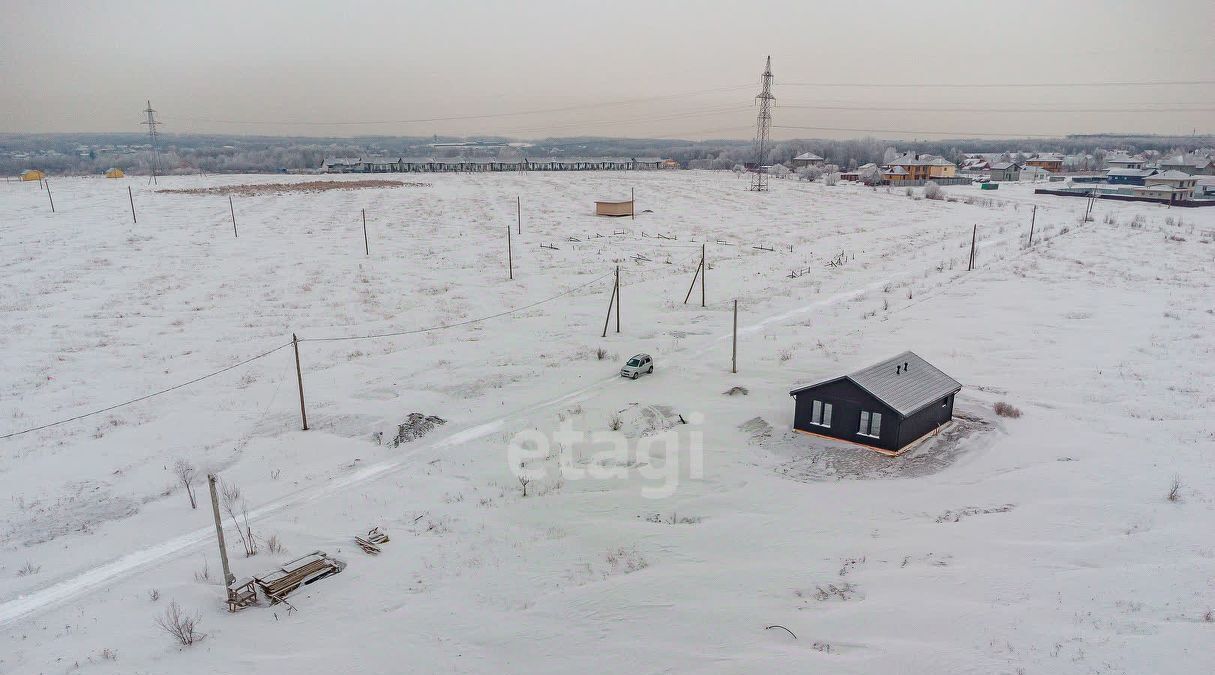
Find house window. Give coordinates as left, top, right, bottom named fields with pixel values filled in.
left=810, top=400, right=832, bottom=427
left=858, top=411, right=882, bottom=438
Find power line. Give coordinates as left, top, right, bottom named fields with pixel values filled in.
left=776, top=104, right=1215, bottom=114
left=0, top=342, right=293, bottom=440
left=1, top=271, right=622, bottom=439
left=772, top=124, right=1063, bottom=138
left=168, top=85, right=754, bottom=127
left=780, top=79, right=1215, bottom=89
left=301, top=271, right=613, bottom=343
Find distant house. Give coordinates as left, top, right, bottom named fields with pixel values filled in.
left=321, top=157, right=361, bottom=173
left=660, top=159, right=680, bottom=169
left=1105, top=155, right=1146, bottom=170
left=885, top=153, right=957, bottom=180
left=791, top=152, right=826, bottom=168
left=1020, top=165, right=1052, bottom=181
left=989, top=162, right=1020, bottom=182
left=1131, top=185, right=1190, bottom=202
left=104, top=167, right=125, bottom=179
left=1105, top=167, right=1157, bottom=186
left=881, top=165, right=909, bottom=182
left=1144, top=170, right=1198, bottom=196
left=20, top=169, right=45, bottom=181
left=789, top=351, right=961, bottom=454
left=1024, top=153, right=1064, bottom=173
left=1159, top=154, right=1214, bottom=176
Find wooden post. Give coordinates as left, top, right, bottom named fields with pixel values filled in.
left=46, top=181, right=55, bottom=212
left=292, top=333, right=308, bottom=431
left=229, top=196, right=237, bottom=237
left=507, top=226, right=513, bottom=280
left=614, top=265, right=620, bottom=333
left=129, top=186, right=137, bottom=224
left=362, top=208, right=369, bottom=255
left=731, top=299, right=738, bottom=374
left=517, top=195, right=521, bottom=234
left=683, top=257, right=702, bottom=304
left=630, top=188, right=635, bottom=220
left=968, top=224, right=977, bottom=271
left=207, top=474, right=236, bottom=587
left=701, top=243, right=706, bottom=308
left=601, top=276, right=617, bottom=338
left=1028, top=205, right=1036, bottom=246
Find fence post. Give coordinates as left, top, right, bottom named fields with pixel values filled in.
left=46, top=181, right=55, bottom=213
left=362, top=208, right=369, bottom=255
left=732, top=299, right=738, bottom=374
left=701, top=243, right=706, bottom=307
left=207, top=474, right=236, bottom=588
left=968, top=224, right=977, bottom=271
left=601, top=273, right=617, bottom=338
left=507, top=226, right=513, bottom=280
left=615, top=265, right=620, bottom=333
left=229, top=196, right=237, bottom=237
left=630, top=188, right=635, bottom=221
left=129, top=186, right=137, bottom=224
left=1028, top=205, right=1036, bottom=247
left=292, top=333, right=308, bottom=431
left=517, top=195, right=521, bottom=235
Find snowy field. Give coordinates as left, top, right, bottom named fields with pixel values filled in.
left=1, top=171, right=1212, bottom=673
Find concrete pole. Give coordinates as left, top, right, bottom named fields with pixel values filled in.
left=207, top=474, right=236, bottom=587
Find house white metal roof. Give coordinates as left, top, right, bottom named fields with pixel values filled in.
left=790, top=351, right=962, bottom=417
left=794, top=152, right=824, bottom=161
left=1150, top=169, right=1194, bottom=180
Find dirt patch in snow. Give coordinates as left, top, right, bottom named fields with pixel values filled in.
left=771, top=411, right=992, bottom=482
left=158, top=180, right=426, bottom=196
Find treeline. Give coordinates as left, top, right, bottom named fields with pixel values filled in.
left=3, top=132, right=1210, bottom=176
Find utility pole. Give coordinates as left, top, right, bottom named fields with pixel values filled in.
left=601, top=269, right=618, bottom=338
left=362, top=208, right=369, bottom=255
left=141, top=100, right=163, bottom=185
left=129, top=186, right=137, bottom=224
left=748, top=56, right=775, bottom=192
left=631, top=187, right=635, bottom=220
left=229, top=196, right=237, bottom=237
left=46, top=181, right=55, bottom=213
left=207, top=474, right=236, bottom=587
left=292, top=333, right=308, bottom=431
left=517, top=195, right=521, bottom=234
left=701, top=244, right=706, bottom=307
left=507, top=226, right=513, bottom=279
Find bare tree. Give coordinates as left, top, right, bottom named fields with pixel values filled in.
left=220, top=480, right=257, bottom=556
left=173, top=459, right=198, bottom=509
left=154, top=601, right=205, bottom=646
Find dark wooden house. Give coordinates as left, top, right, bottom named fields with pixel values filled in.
left=789, top=351, right=961, bottom=453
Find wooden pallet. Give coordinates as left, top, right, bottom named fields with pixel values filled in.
left=226, top=577, right=258, bottom=613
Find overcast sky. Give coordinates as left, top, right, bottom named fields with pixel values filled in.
left=2, top=0, right=1212, bottom=140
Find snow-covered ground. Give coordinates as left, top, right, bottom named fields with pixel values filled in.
left=1, top=171, right=1212, bottom=673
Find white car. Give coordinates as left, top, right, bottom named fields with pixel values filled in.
left=620, top=353, right=654, bottom=379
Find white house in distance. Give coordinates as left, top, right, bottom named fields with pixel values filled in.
left=1105, top=154, right=1146, bottom=170
left=791, top=152, right=826, bottom=168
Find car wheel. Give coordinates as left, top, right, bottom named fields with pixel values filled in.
left=648, top=366, right=653, bottom=374
left=632, top=373, right=639, bottom=379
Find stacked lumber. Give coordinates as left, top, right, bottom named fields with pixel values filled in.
left=355, top=527, right=390, bottom=555
left=253, top=551, right=344, bottom=605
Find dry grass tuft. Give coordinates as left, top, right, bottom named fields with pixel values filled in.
left=993, top=402, right=1022, bottom=418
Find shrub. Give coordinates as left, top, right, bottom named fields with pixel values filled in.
left=993, top=402, right=1022, bottom=418
left=608, top=413, right=623, bottom=431
left=1167, top=476, right=1183, bottom=503
left=155, top=601, right=205, bottom=646
left=924, top=181, right=943, bottom=200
